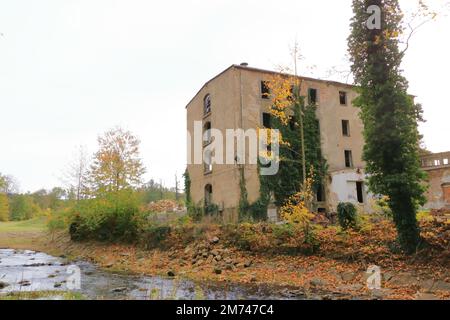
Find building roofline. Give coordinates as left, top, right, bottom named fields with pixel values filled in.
left=232, top=64, right=356, bottom=89
left=421, top=151, right=450, bottom=158
left=185, top=64, right=357, bottom=109
left=185, top=65, right=234, bottom=109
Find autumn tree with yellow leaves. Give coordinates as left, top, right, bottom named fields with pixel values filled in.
left=88, top=127, right=146, bottom=195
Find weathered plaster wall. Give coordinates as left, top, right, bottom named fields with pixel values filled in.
left=328, top=169, right=374, bottom=213
left=423, top=167, right=450, bottom=209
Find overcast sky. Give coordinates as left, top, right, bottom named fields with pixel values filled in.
left=0, top=0, right=449, bottom=193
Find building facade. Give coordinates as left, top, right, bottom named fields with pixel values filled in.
left=420, top=151, right=450, bottom=209
left=186, top=64, right=374, bottom=220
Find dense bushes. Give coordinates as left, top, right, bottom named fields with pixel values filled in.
left=337, top=202, right=358, bottom=230
left=138, top=223, right=172, bottom=249
left=187, top=202, right=204, bottom=222
left=223, top=222, right=319, bottom=254
left=187, top=202, right=222, bottom=222
left=204, top=203, right=219, bottom=216
left=68, top=190, right=196, bottom=246
left=69, top=190, right=140, bottom=242
left=47, top=208, right=69, bottom=237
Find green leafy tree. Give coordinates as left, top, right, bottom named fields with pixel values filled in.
left=10, top=194, right=39, bottom=220
left=47, top=187, right=66, bottom=210
left=348, top=0, right=426, bottom=253
left=0, top=193, right=9, bottom=221
left=31, top=189, right=50, bottom=210
left=30, top=187, right=66, bottom=211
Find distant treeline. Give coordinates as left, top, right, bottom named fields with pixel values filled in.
left=0, top=177, right=182, bottom=222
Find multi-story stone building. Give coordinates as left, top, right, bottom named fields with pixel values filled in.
left=186, top=64, right=374, bottom=221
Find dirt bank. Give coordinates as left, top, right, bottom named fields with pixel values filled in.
left=1, top=217, right=449, bottom=300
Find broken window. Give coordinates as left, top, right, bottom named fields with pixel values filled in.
left=205, top=184, right=213, bottom=206
left=339, top=91, right=347, bottom=105
left=345, top=150, right=353, bottom=168
left=316, top=184, right=325, bottom=202
left=262, top=112, right=271, bottom=128
left=204, top=150, right=212, bottom=173
left=308, top=88, right=318, bottom=105
left=203, top=94, right=211, bottom=115
left=203, top=121, right=212, bottom=145
left=289, top=84, right=300, bottom=101
left=261, top=81, right=270, bottom=99
left=342, top=120, right=350, bottom=136
left=356, top=181, right=364, bottom=203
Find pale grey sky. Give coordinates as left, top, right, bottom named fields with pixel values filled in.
left=0, top=0, right=449, bottom=192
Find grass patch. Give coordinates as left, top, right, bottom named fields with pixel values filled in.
left=0, top=217, right=49, bottom=250
left=0, top=217, right=47, bottom=233
left=0, top=290, right=85, bottom=300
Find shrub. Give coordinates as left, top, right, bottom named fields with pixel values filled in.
left=139, top=223, right=172, bottom=249
left=374, top=195, right=392, bottom=218
left=69, top=214, right=89, bottom=241
left=187, top=202, right=203, bottom=222
left=47, top=209, right=69, bottom=236
left=417, top=210, right=433, bottom=223
left=222, top=223, right=264, bottom=251
left=337, top=202, right=358, bottom=230
left=204, top=203, right=219, bottom=216
left=68, top=189, right=140, bottom=242
left=271, top=223, right=294, bottom=242
left=246, top=200, right=268, bottom=222
left=279, top=182, right=318, bottom=252
left=357, top=213, right=374, bottom=233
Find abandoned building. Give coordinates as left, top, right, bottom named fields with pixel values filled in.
left=186, top=64, right=378, bottom=221
left=420, top=151, right=450, bottom=209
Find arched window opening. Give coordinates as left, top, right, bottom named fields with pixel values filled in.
left=203, top=94, right=211, bottom=115
left=203, top=121, right=212, bottom=145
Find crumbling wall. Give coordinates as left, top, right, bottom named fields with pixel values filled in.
left=423, top=167, right=450, bottom=209
left=327, top=169, right=375, bottom=213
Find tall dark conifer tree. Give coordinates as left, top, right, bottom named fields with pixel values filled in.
left=348, top=0, right=426, bottom=253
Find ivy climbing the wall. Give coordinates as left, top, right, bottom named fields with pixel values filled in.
left=183, top=169, right=192, bottom=206
left=269, top=100, right=327, bottom=207
left=240, top=75, right=327, bottom=220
